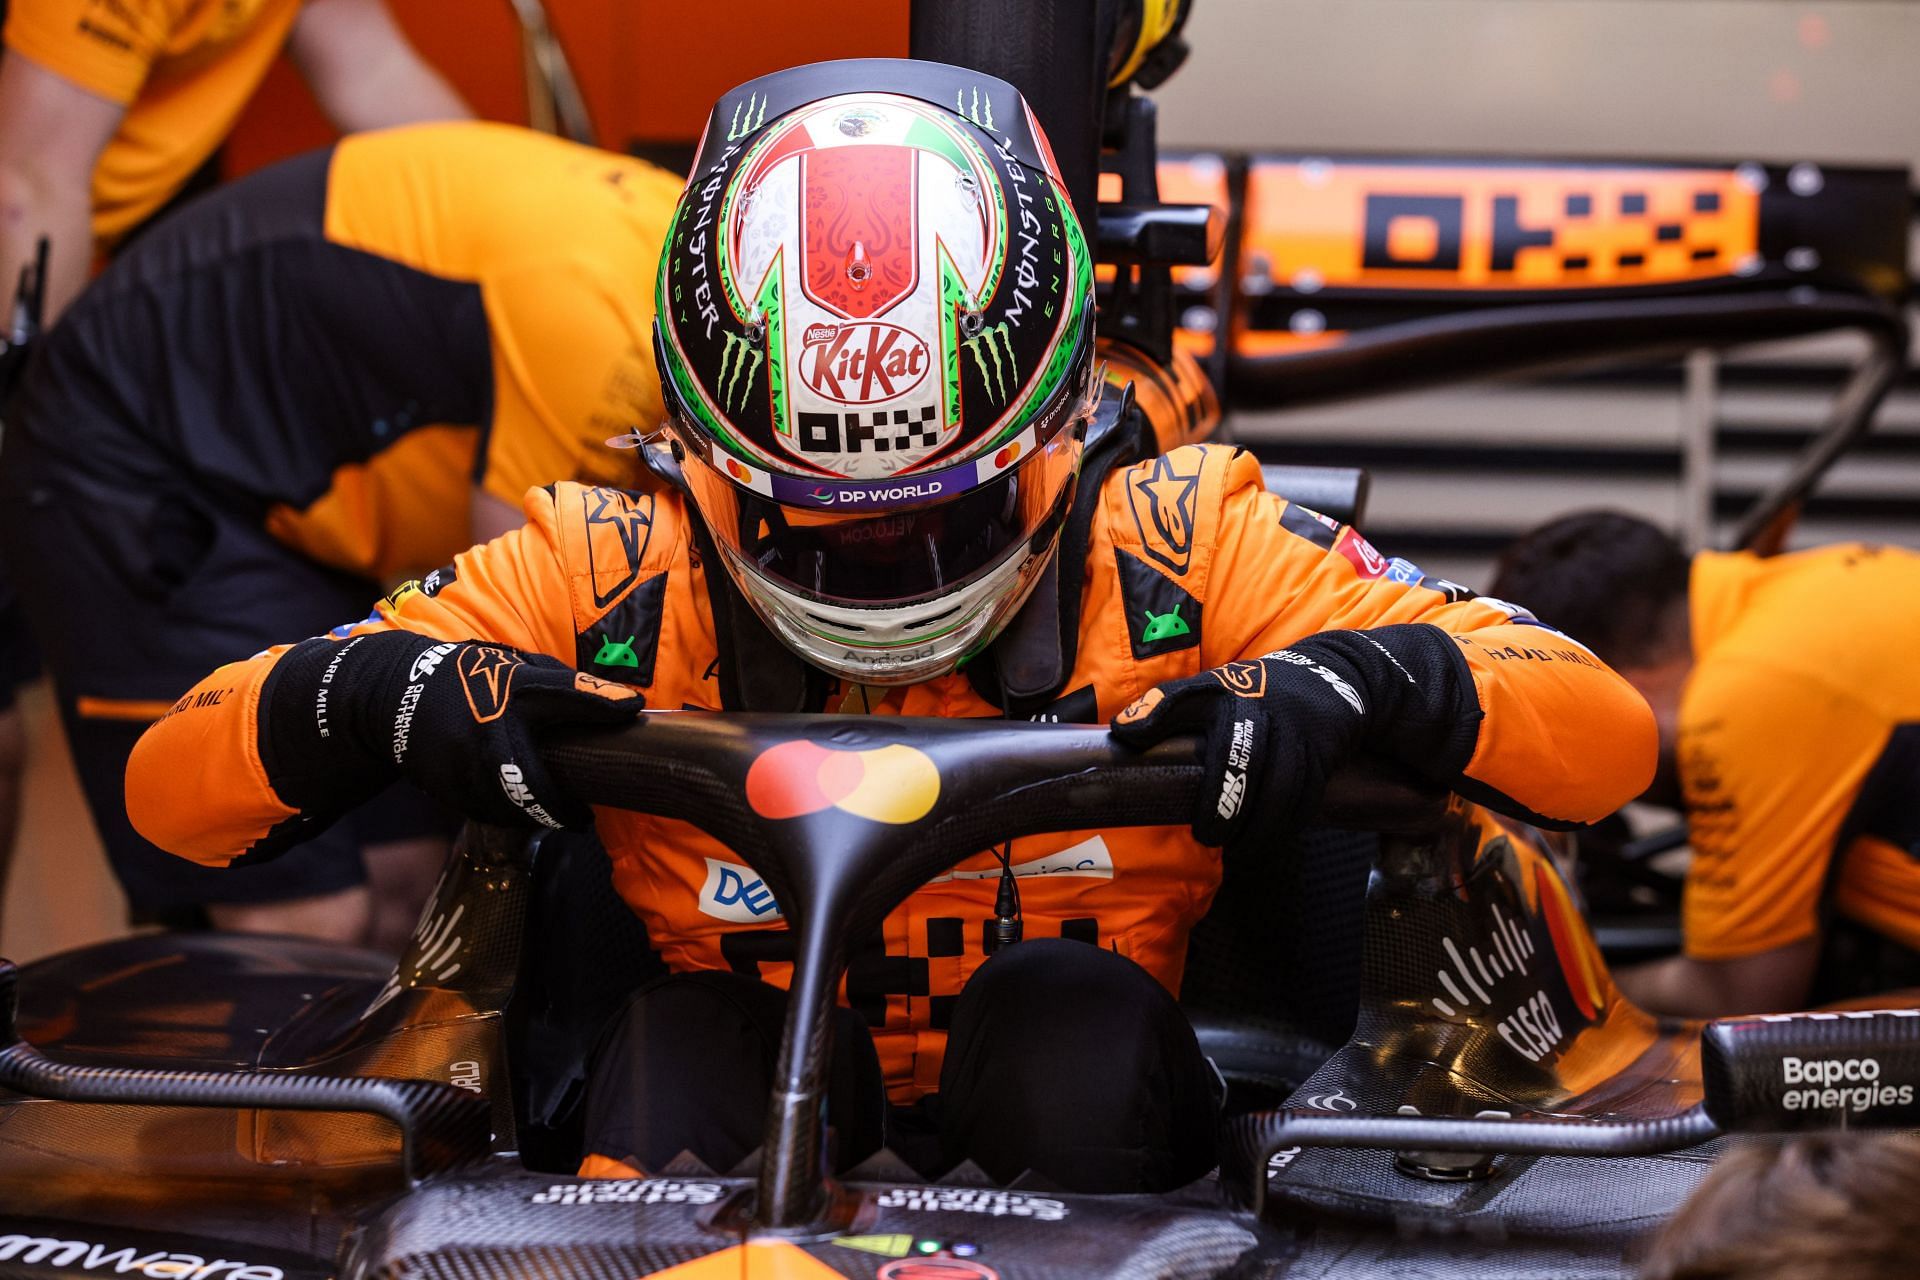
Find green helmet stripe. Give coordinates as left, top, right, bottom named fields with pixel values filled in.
left=971, top=180, right=1094, bottom=453
left=758, top=252, right=789, bottom=436
left=902, top=115, right=976, bottom=180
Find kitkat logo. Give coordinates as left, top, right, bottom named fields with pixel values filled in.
left=800, top=321, right=931, bottom=405
left=745, top=740, right=940, bottom=824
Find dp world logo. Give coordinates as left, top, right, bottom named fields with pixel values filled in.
left=807, top=485, right=837, bottom=504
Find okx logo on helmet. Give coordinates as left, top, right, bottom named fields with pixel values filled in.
left=655, top=59, right=1099, bottom=686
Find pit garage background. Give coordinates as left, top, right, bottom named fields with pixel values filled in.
left=4, top=0, right=1917, bottom=960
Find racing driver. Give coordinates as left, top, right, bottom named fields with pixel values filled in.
left=0, top=121, right=682, bottom=946
left=125, top=61, right=1656, bottom=1191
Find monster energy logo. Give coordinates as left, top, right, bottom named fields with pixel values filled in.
left=964, top=321, right=1018, bottom=404
left=726, top=93, right=767, bottom=141
left=956, top=86, right=994, bottom=130
left=718, top=330, right=763, bottom=412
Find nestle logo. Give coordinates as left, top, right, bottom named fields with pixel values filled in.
left=798, top=321, right=931, bottom=406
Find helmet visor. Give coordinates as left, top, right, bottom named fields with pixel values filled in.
left=681, top=423, right=1084, bottom=609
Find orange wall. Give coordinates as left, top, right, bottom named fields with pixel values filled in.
left=224, top=0, right=910, bottom=177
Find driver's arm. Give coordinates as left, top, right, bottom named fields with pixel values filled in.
left=1616, top=939, right=1820, bottom=1019
left=287, top=0, right=471, bottom=134
left=1617, top=658, right=1888, bottom=1017
left=126, top=485, right=589, bottom=867
left=1202, top=454, right=1657, bottom=828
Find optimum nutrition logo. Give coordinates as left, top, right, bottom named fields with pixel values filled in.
left=725, top=93, right=767, bottom=141
left=964, top=320, right=1018, bottom=404
left=718, top=330, right=763, bottom=412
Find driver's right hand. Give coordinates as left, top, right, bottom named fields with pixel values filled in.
left=263, top=630, right=644, bottom=832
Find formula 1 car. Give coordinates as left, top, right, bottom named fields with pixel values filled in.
left=5, top=714, right=1920, bottom=1279
left=5, top=2, right=1916, bottom=1276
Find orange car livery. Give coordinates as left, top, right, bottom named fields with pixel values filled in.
left=129, top=444, right=1656, bottom=1099
left=1679, top=545, right=1920, bottom=960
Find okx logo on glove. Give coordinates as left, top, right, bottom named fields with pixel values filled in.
left=268, top=630, right=645, bottom=836
left=1109, top=626, right=1466, bottom=850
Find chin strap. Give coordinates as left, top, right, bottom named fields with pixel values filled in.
left=690, top=516, right=833, bottom=713
left=967, top=382, right=1147, bottom=717
left=646, top=439, right=832, bottom=714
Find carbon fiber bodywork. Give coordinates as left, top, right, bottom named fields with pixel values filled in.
left=343, top=1167, right=1287, bottom=1279
left=5, top=720, right=1919, bottom=1279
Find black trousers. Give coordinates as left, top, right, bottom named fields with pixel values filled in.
left=0, top=406, right=451, bottom=915
left=583, top=939, right=1221, bottom=1193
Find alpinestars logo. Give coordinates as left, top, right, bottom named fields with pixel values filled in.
left=409, top=642, right=457, bottom=682
left=964, top=320, right=1019, bottom=404
left=499, top=763, right=562, bottom=829
left=718, top=330, right=763, bottom=412
left=1218, top=717, right=1256, bottom=821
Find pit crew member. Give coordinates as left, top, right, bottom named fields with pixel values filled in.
left=1, top=121, right=681, bottom=945
left=1492, top=512, right=1920, bottom=1017
left=0, top=0, right=469, bottom=934
left=0, top=0, right=470, bottom=321
left=126, top=63, right=1656, bottom=1189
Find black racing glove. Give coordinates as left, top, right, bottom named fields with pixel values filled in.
left=1109, top=624, right=1478, bottom=848
left=261, top=630, right=644, bottom=836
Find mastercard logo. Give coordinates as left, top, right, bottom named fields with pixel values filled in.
left=725, top=458, right=752, bottom=482
left=745, top=741, right=941, bottom=824
left=994, top=441, right=1022, bottom=469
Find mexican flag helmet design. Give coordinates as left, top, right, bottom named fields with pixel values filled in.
left=655, top=59, right=1099, bottom=686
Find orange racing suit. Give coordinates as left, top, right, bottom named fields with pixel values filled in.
left=128, top=445, right=1656, bottom=1099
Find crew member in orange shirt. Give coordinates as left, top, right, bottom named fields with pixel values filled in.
left=0, top=0, right=469, bottom=936
left=0, top=0, right=470, bottom=320
left=0, top=121, right=682, bottom=945
left=125, top=64, right=1656, bottom=1190
left=1492, top=512, right=1920, bottom=1017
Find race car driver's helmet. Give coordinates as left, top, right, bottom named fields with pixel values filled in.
left=653, top=59, right=1098, bottom=686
